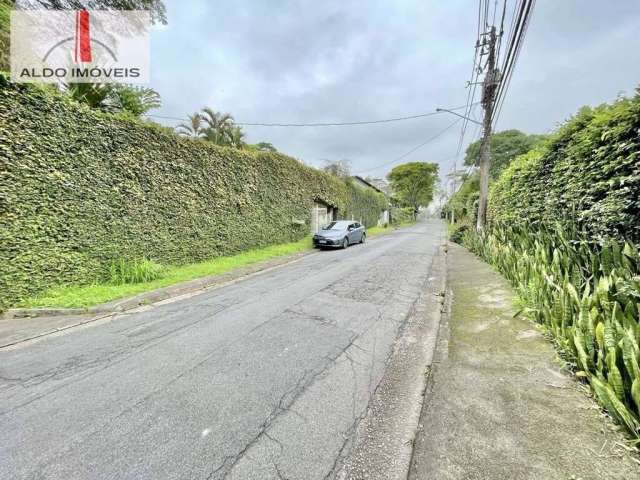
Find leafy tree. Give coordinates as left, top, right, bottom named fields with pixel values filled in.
left=176, top=113, right=205, bottom=138
left=464, top=129, right=546, bottom=179
left=387, top=162, right=439, bottom=218
left=322, top=159, right=351, bottom=179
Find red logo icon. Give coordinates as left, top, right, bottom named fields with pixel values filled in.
left=74, top=10, right=92, bottom=63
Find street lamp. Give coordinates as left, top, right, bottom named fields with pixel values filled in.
left=435, top=108, right=482, bottom=125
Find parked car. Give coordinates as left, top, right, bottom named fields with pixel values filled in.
left=313, top=221, right=366, bottom=249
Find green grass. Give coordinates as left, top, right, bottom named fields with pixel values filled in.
left=368, top=220, right=416, bottom=237
left=20, top=237, right=313, bottom=309
left=19, top=222, right=414, bottom=310
left=367, top=225, right=392, bottom=236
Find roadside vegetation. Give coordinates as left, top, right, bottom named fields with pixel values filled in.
left=21, top=218, right=411, bottom=309
left=20, top=237, right=314, bottom=309
left=451, top=89, right=640, bottom=438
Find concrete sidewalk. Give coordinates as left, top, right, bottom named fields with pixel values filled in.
left=409, top=243, right=639, bottom=480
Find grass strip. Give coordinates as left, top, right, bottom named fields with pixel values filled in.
left=20, top=237, right=314, bottom=309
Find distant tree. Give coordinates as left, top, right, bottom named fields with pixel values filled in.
left=254, top=142, right=277, bottom=152
left=322, top=159, right=351, bottom=178
left=464, top=129, right=546, bottom=179
left=176, top=113, right=205, bottom=138
left=387, top=162, right=439, bottom=218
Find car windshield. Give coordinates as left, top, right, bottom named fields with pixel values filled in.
left=322, top=221, right=350, bottom=231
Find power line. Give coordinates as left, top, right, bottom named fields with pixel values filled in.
left=492, top=0, right=535, bottom=127
left=144, top=103, right=475, bottom=128
left=356, top=118, right=461, bottom=175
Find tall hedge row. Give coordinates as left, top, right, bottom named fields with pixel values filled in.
left=488, top=90, right=640, bottom=244
left=0, top=81, right=352, bottom=310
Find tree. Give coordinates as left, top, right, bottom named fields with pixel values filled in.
left=200, top=107, right=235, bottom=146
left=253, top=142, right=277, bottom=152
left=322, top=159, right=351, bottom=178
left=108, top=85, right=160, bottom=116
left=464, top=129, right=546, bottom=179
left=227, top=125, right=245, bottom=148
left=64, top=82, right=113, bottom=108
left=63, top=82, right=161, bottom=116
left=176, top=114, right=206, bottom=138
left=387, top=162, right=439, bottom=218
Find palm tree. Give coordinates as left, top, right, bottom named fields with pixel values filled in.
left=228, top=126, right=246, bottom=148
left=200, top=107, right=235, bottom=146
left=108, top=85, right=161, bottom=116
left=176, top=114, right=206, bottom=137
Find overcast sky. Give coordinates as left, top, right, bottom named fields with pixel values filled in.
left=149, top=1, right=640, bottom=180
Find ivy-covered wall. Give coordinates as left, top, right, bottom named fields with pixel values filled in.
left=343, top=180, right=388, bottom=228
left=0, top=81, right=348, bottom=309
left=488, top=91, right=640, bottom=244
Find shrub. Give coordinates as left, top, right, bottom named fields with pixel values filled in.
left=449, top=221, right=471, bottom=244
left=463, top=224, right=640, bottom=438
left=108, top=258, right=164, bottom=285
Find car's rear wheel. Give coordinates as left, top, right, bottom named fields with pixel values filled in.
left=342, top=238, right=349, bottom=249
left=360, top=233, right=366, bottom=244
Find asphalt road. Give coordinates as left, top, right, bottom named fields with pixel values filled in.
left=0, top=220, right=445, bottom=480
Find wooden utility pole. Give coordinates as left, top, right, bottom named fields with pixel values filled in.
left=476, top=26, right=499, bottom=231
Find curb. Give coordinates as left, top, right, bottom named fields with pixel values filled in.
left=0, top=227, right=405, bottom=350
left=1, top=250, right=317, bottom=321
left=2, top=225, right=409, bottom=321
left=0, top=250, right=318, bottom=350
left=335, top=241, right=449, bottom=480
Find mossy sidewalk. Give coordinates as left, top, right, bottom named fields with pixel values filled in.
left=409, top=243, right=639, bottom=480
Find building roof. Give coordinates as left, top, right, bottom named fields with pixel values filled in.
left=352, top=175, right=386, bottom=195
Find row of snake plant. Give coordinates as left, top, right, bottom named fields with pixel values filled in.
left=462, top=223, right=640, bottom=439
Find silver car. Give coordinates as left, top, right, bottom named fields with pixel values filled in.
left=312, top=221, right=366, bottom=249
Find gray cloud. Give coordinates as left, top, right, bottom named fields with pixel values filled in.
left=150, top=0, right=640, bottom=179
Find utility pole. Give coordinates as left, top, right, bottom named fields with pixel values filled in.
left=476, top=26, right=499, bottom=231
left=450, top=161, right=456, bottom=224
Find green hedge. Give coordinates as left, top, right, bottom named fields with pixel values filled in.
left=0, top=81, right=347, bottom=310
left=489, top=90, right=640, bottom=244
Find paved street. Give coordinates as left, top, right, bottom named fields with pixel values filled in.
left=0, top=221, right=445, bottom=480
